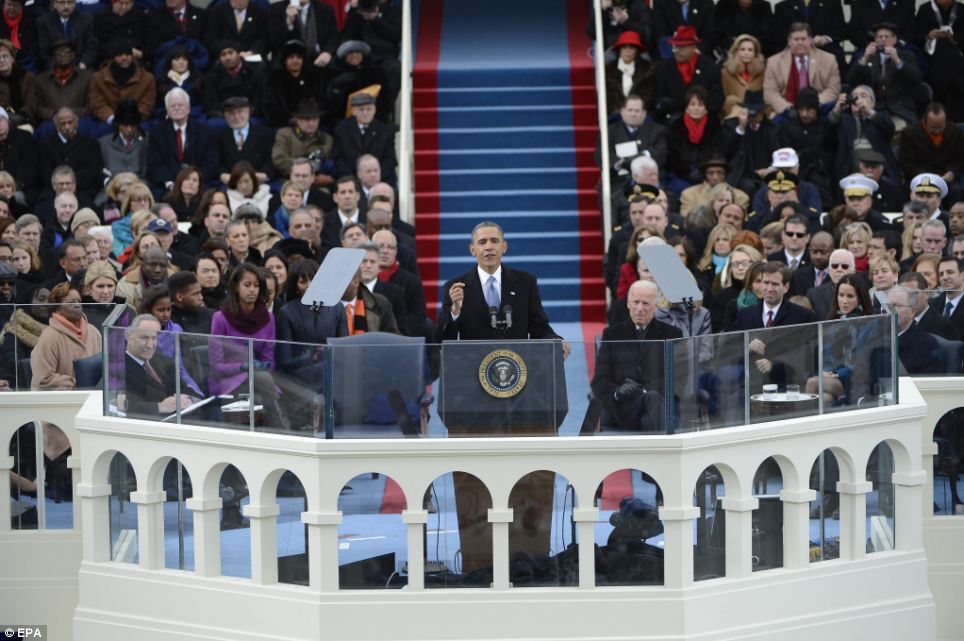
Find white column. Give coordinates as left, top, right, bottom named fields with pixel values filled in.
left=402, top=510, right=428, bottom=590
left=301, top=511, right=342, bottom=592
left=921, top=441, right=938, bottom=519
left=780, top=489, right=817, bottom=569
left=186, top=497, right=222, bottom=577
left=67, top=454, right=81, bottom=530
left=837, top=481, right=873, bottom=561
left=242, top=503, right=281, bottom=585
left=572, top=507, right=599, bottom=589
left=0, top=455, right=14, bottom=531
left=893, top=471, right=927, bottom=551
left=77, top=483, right=112, bottom=562
left=721, top=497, right=758, bottom=578
left=130, top=490, right=166, bottom=570
left=658, top=506, right=701, bottom=588
left=487, top=508, right=513, bottom=589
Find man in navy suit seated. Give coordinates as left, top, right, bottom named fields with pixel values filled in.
left=147, top=87, right=219, bottom=193
left=592, top=279, right=682, bottom=433
left=122, top=313, right=200, bottom=419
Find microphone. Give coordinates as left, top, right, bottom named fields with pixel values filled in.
left=489, top=306, right=498, bottom=329
left=503, top=305, right=513, bottom=329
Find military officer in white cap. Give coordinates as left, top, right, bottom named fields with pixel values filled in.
left=909, top=173, right=949, bottom=229
left=838, top=173, right=899, bottom=232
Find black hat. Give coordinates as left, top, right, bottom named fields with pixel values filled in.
left=275, top=238, right=313, bottom=259
left=215, top=39, right=242, bottom=56
left=623, top=182, right=659, bottom=200
left=292, top=98, right=322, bottom=119
left=47, top=38, right=76, bottom=55
left=221, top=96, right=250, bottom=112
left=114, top=99, right=141, bottom=126
left=739, top=90, right=766, bottom=114
left=855, top=149, right=886, bottom=166
left=280, top=39, right=306, bottom=60
left=107, top=37, right=133, bottom=57
left=871, top=22, right=899, bottom=36
left=699, top=154, right=730, bottom=172
left=795, top=86, right=820, bottom=111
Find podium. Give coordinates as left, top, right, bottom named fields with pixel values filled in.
left=438, top=340, right=568, bottom=573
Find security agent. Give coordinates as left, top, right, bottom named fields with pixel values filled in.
left=592, top=280, right=682, bottom=433
left=436, top=221, right=569, bottom=357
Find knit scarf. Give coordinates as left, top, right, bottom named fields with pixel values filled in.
left=682, top=113, right=708, bottom=144
left=924, top=120, right=944, bottom=147
left=3, top=11, right=21, bottom=50
left=51, top=312, right=87, bottom=343
left=220, top=301, right=270, bottom=336
left=346, top=298, right=367, bottom=335
left=617, top=58, right=635, bottom=97
left=377, top=260, right=400, bottom=283
left=0, top=308, right=45, bottom=348
left=676, top=55, right=698, bottom=86
left=53, top=65, right=73, bottom=87
left=736, top=288, right=759, bottom=309
left=784, top=59, right=801, bottom=105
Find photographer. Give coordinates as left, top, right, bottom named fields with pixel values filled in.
left=829, top=85, right=901, bottom=187
left=846, top=23, right=921, bottom=132
left=270, top=99, right=335, bottom=189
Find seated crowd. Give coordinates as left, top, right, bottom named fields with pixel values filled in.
left=597, top=9, right=964, bottom=383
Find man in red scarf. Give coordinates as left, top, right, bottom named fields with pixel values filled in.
left=0, top=0, right=37, bottom=62
left=374, top=228, right=429, bottom=338
left=654, top=25, right=723, bottom=121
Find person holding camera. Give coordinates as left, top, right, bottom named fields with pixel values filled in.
left=587, top=0, right=653, bottom=54
left=829, top=84, right=901, bottom=188
left=847, top=23, right=921, bottom=132
left=270, top=98, right=335, bottom=187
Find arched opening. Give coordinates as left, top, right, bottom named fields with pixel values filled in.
left=219, top=464, right=251, bottom=579
left=276, top=471, right=308, bottom=586
left=693, top=465, right=726, bottom=581
left=933, top=407, right=964, bottom=515
left=8, top=421, right=73, bottom=530
left=508, top=470, right=577, bottom=588
left=161, top=459, right=193, bottom=571
left=337, top=472, right=408, bottom=589
left=809, top=450, right=841, bottom=563
left=594, top=468, right=663, bottom=586
left=108, top=452, right=138, bottom=564
left=751, top=457, right=783, bottom=572
left=866, top=442, right=895, bottom=553
left=423, top=472, right=493, bottom=588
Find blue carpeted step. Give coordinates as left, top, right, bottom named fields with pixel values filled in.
left=415, top=85, right=596, bottom=108
left=429, top=254, right=598, bottom=281
left=421, top=210, right=586, bottom=233
left=431, top=167, right=593, bottom=191
left=415, top=147, right=592, bottom=170
left=428, top=105, right=594, bottom=128
left=424, top=277, right=605, bottom=302
left=427, top=189, right=593, bottom=212
left=416, top=126, right=595, bottom=150
left=434, top=230, right=595, bottom=256
left=436, top=66, right=573, bottom=87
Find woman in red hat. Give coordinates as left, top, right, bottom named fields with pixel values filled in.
left=605, top=30, right=655, bottom=114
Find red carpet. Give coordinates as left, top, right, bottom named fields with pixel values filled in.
left=600, top=469, right=634, bottom=510
left=380, top=477, right=407, bottom=514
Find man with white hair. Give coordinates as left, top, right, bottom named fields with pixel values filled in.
left=592, top=279, right=682, bottom=433
left=806, top=248, right=854, bottom=319
left=887, top=286, right=942, bottom=374
left=147, top=88, right=218, bottom=191
left=123, top=314, right=201, bottom=419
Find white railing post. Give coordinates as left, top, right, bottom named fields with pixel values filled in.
left=186, top=497, right=222, bottom=577
left=77, top=482, right=112, bottom=563
left=837, top=481, right=873, bottom=560
left=722, top=497, right=758, bottom=578
left=659, top=506, right=701, bottom=588
left=402, top=509, right=428, bottom=590
left=894, top=472, right=927, bottom=551
left=592, top=0, right=612, bottom=250
left=301, top=511, right=342, bottom=592
left=487, top=508, right=513, bottom=589
left=780, top=489, right=817, bottom=569
left=399, top=0, right=414, bottom=224
left=131, top=490, right=166, bottom=570
left=242, top=503, right=281, bottom=585
left=573, top=507, right=599, bottom=588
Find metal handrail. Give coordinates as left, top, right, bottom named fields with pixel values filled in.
left=398, top=0, right=415, bottom=225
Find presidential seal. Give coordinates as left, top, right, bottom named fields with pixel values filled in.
left=478, top=349, right=528, bottom=398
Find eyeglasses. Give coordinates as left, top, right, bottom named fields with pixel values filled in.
left=830, top=263, right=852, bottom=270
left=729, top=259, right=751, bottom=268
left=784, top=231, right=808, bottom=238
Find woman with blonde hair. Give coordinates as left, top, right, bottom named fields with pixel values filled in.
left=9, top=240, right=42, bottom=283
left=901, top=221, right=923, bottom=262
left=111, top=182, right=155, bottom=256
left=721, top=34, right=766, bottom=118
left=81, top=261, right=121, bottom=327
left=697, top=223, right=737, bottom=273
left=840, top=222, right=872, bottom=272
left=711, top=243, right=763, bottom=330
left=102, top=172, right=141, bottom=223
left=123, top=231, right=161, bottom=273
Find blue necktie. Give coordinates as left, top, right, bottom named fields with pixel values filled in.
left=681, top=3, right=688, bottom=20
left=484, top=275, right=500, bottom=309
left=62, top=19, right=69, bottom=38
left=945, top=301, right=954, bottom=317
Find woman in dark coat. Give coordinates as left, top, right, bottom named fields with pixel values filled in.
left=604, top=30, right=655, bottom=115
left=915, top=0, right=964, bottom=121
left=325, top=40, right=391, bottom=125
left=666, top=86, right=726, bottom=190
left=263, top=39, right=323, bottom=129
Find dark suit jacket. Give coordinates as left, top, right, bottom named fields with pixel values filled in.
left=917, top=305, right=959, bottom=341
left=36, top=10, right=98, bottom=69
left=170, top=304, right=214, bottom=335
left=929, top=292, right=964, bottom=341
left=267, top=0, right=338, bottom=58
left=147, top=4, right=207, bottom=54
left=847, top=49, right=922, bottom=124
left=320, top=208, right=366, bottom=250
left=0, top=127, right=39, bottom=200
left=731, top=299, right=814, bottom=330
left=847, top=0, right=916, bottom=47
left=387, top=266, right=429, bottom=338
left=436, top=265, right=560, bottom=342
left=789, top=264, right=824, bottom=297
left=204, top=1, right=269, bottom=56
left=767, top=249, right=811, bottom=271
left=124, top=351, right=184, bottom=419
left=773, top=0, right=846, bottom=51
left=38, top=132, right=103, bottom=203
left=202, top=61, right=265, bottom=117
left=216, top=123, right=276, bottom=179
left=147, top=118, right=219, bottom=190
left=898, top=322, right=942, bottom=374
left=834, top=111, right=901, bottom=185
left=0, top=10, right=38, bottom=63
left=805, top=280, right=836, bottom=321
left=591, top=319, right=682, bottom=430
left=596, top=119, right=668, bottom=183
left=899, top=118, right=964, bottom=181
left=331, top=117, right=397, bottom=183
left=652, top=0, right=719, bottom=51
left=371, top=279, right=406, bottom=335
left=275, top=300, right=347, bottom=375
left=654, top=55, right=723, bottom=118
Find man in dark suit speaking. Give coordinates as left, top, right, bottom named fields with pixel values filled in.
left=592, top=280, right=682, bottom=432
left=436, top=221, right=569, bottom=356
left=123, top=314, right=200, bottom=419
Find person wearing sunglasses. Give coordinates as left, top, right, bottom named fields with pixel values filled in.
left=767, top=213, right=810, bottom=271
left=806, top=248, right=855, bottom=320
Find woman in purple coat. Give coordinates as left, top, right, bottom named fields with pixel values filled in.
left=209, top=264, right=287, bottom=429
